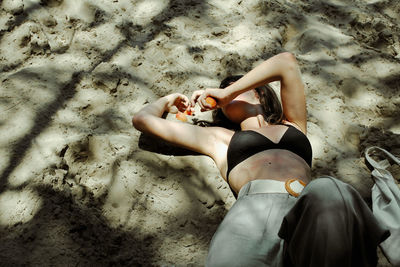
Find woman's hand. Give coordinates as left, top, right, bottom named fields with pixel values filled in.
left=191, top=88, right=232, bottom=111
left=165, top=93, right=191, bottom=114
left=190, top=90, right=205, bottom=109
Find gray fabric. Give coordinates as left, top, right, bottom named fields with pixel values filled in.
left=365, top=146, right=400, bottom=267
left=206, top=182, right=296, bottom=267
left=206, top=177, right=389, bottom=267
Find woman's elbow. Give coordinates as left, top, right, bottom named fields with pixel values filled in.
left=132, top=113, right=146, bottom=131
left=268, top=52, right=299, bottom=76
left=276, top=52, right=297, bottom=65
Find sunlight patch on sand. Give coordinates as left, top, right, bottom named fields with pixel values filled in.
left=111, top=46, right=140, bottom=71
left=0, top=188, right=42, bottom=226
left=132, top=0, right=170, bottom=26
left=360, top=60, right=400, bottom=79
left=62, top=0, right=95, bottom=23
left=345, top=91, right=384, bottom=108
left=336, top=43, right=362, bottom=59
left=207, top=0, right=238, bottom=10
left=0, top=108, right=35, bottom=147
left=309, top=98, right=345, bottom=152
left=55, top=108, right=82, bottom=125
left=7, top=131, right=65, bottom=187
left=307, top=122, right=326, bottom=161
left=286, top=16, right=353, bottom=55
left=22, top=0, right=40, bottom=10
left=229, top=22, right=263, bottom=57
left=1, top=0, right=24, bottom=12
left=389, top=124, right=400, bottom=135
left=317, top=100, right=344, bottom=130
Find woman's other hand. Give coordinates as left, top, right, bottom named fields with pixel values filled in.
left=190, top=90, right=205, bottom=109
left=165, top=93, right=191, bottom=114
left=191, top=88, right=231, bottom=111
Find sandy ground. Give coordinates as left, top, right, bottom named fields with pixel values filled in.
left=0, top=0, right=399, bottom=266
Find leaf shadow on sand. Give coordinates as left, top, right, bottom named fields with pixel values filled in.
left=0, top=182, right=155, bottom=266
left=0, top=1, right=219, bottom=265
left=0, top=0, right=399, bottom=266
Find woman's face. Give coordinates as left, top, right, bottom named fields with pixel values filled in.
left=221, top=89, right=261, bottom=124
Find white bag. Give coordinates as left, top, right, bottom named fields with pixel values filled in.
left=365, top=146, right=400, bottom=267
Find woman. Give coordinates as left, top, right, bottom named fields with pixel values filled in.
left=132, top=52, right=389, bottom=266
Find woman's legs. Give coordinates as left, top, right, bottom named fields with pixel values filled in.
left=206, top=183, right=296, bottom=267
left=278, top=177, right=390, bottom=267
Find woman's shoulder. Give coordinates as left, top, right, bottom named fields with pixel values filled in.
left=282, top=120, right=306, bottom=134
left=206, top=126, right=235, bottom=145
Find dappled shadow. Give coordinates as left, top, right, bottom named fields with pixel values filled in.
left=137, top=146, right=228, bottom=211
left=0, top=1, right=44, bottom=42
left=138, top=132, right=200, bottom=156
left=0, top=38, right=123, bottom=192
left=314, top=124, right=400, bottom=203
left=0, top=0, right=399, bottom=265
left=0, top=183, right=153, bottom=266
left=360, top=126, right=400, bottom=156
left=0, top=145, right=224, bottom=265
left=264, top=0, right=400, bottom=100
left=118, top=0, right=213, bottom=50
left=0, top=0, right=215, bottom=193
left=134, top=152, right=227, bottom=221
left=0, top=20, right=136, bottom=191
left=0, top=0, right=215, bottom=189
left=381, top=72, right=400, bottom=96
left=0, top=71, right=81, bottom=192
left=0, top=1, right=220, bottom=264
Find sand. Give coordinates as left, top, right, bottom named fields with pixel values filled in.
left=0, top=0, right=399, bottom=266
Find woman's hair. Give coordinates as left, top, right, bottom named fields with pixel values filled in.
left=194, top=75, right=284, bottom=129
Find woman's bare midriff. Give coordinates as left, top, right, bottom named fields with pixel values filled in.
left=227, top=149, right=312, bottom=195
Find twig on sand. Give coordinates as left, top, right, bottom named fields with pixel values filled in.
left=3, top=100, right=22, bottom=112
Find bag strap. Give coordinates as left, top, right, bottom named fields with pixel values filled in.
left=365, top=146, right=400, bottom=170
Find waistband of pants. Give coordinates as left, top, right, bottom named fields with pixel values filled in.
left=238, top=179, right=306, bottom=198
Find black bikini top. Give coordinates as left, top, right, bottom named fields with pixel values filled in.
left=226, top=124, right=312, bottom=179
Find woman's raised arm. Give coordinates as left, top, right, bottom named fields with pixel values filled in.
left=199, top=52, right=307, bottom=133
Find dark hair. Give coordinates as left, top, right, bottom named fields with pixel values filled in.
left=194, top=75, right=284, bottom=129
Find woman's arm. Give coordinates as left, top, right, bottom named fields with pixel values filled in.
left=132, top=94, right=231, bottom=165
left=133, top=93, right=189, bottom=128
left=199, top=52, right=307, bottom=133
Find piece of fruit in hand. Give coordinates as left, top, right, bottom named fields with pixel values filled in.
left=206, top=97, right=217, bottom=108
left=176, top=111, right=188, bottom=122
left=184, top=109, right=193, bottom=116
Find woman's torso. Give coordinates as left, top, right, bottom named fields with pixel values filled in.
left=214, top=123, right=312, bottom=195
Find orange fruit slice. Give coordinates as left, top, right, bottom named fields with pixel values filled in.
left=176, top=112, right=187, bottom=122
left=205, top=97, right=217, bottom=108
